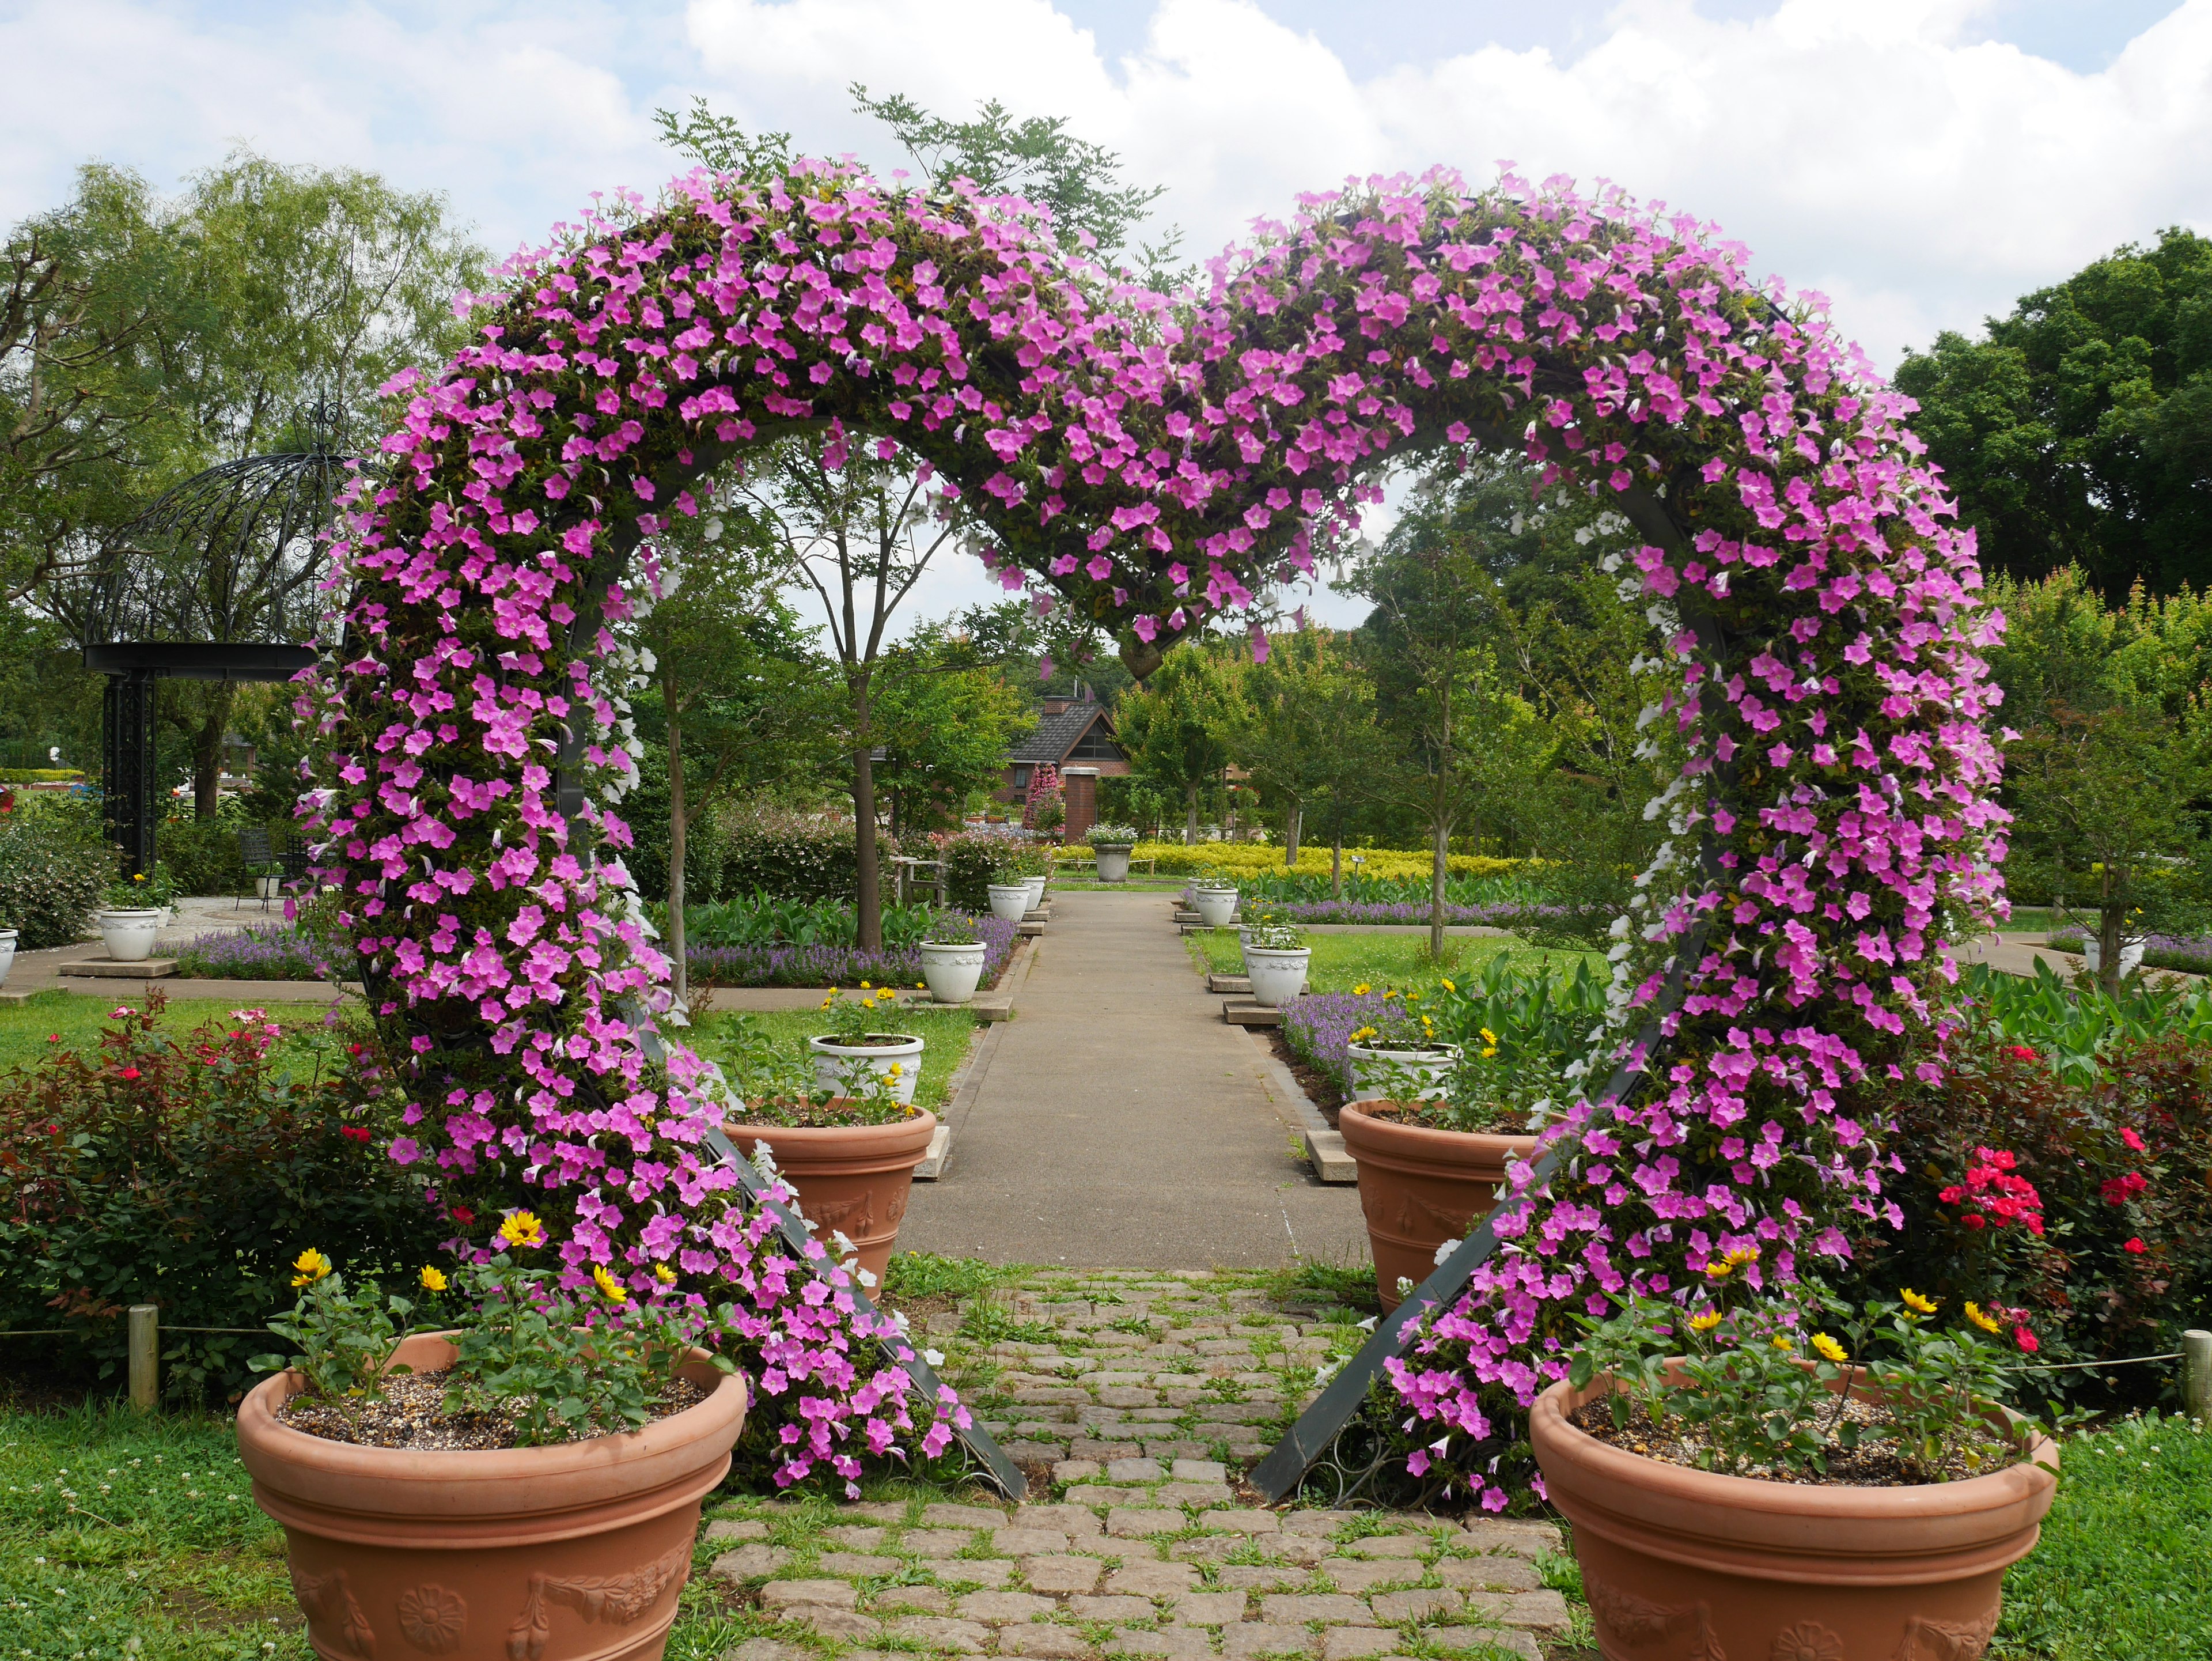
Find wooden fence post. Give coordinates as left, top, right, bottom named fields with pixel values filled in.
left=127, top=1304, right=158, bottom=1410
left=2184, top=1329, right=2212, bottom=1425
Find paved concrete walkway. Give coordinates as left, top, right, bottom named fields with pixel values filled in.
left=902, top=891, right=1365, bottom=1272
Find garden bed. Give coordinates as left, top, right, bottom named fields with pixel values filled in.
left=1184, top=929, right=1596, bottom=996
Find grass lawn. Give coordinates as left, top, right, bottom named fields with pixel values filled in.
left=684, top=1004, right=982, bottom=1114
left=0, top=989, right=346, bottom=1076
left=1185, top=928, right=1601, bottom=994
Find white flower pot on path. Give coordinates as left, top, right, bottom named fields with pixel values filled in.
left=1193, top=886, right=1238, bottom=928
left=255, top=876, right=282, bottom=900
left=1094, top=845, right=1133, bottom=883
left=99, top=909, right=163, bottom=963
left=1245, top=945, right=1311, bottom=1009
left=987, top=883, right=1031, bottom=922
left=0, top=928, right=17, bottom=987
left=919, top=941, right=987, bottom=1005
left=1022, top=874, right=1048, bottom=911
left=808, top=1033, right=925, bottom=1104
left=2084, top=937, right=2146, bottom=977
left=1347, top=1041, right=1463, bottom=1104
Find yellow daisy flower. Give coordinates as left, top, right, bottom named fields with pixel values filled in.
left=1687, top=1310, right=1723, bottom=1333
left=859, top=981, right=872, bottom=990
left=418, top=1266, right=449, bottom=1293
left=291, top=1247, right=332, bottom=1288
left=498, top=1210, right=546, bottom=1250
left=1770, top=1335, right=1795, bottom=1351
left=655, top=1263, right=677, bottom=1285
left=592, top=1264, right=627, bottom=1303
left=1964, top=1301, right=2001, bottom=1333
left=1900, top=1288, right=1937, bottom=1315
left=1353, top=983, right=1372, bottom=996
left=1810, top=1333, right=1847, bottom=1364
left=1441, top=978, right=1456, bottom=992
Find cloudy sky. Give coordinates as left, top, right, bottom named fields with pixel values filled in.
left=5, top=0, right=2207, bottom=628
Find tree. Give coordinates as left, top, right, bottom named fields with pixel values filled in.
left=1227, top=627, right=1382, bottom=877
left=1114, top=641, right=1237, bottom=844
left=1347, top=460, right=1550, bottom=960
left=871, top=625, right=1035, bottom=839
left=1894, top=228, right=2212, bottom=595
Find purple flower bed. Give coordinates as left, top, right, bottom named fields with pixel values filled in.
left=175, top=924, right=338, bottom=981
left=687, top=911, right=1019, bottom=990
left=1280, top=989, right=1397, bottom=1095
left=2048, top=928, right=2212, bottom=975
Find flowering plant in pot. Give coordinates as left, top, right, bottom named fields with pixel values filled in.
left=807, top=984, right=923, bottom=1103
left=719, top=1015, right=936, bottom=1285
left=97, top=869, right=167, bottom=961
left=1086, top=822, right=1140, bottom=882
left=1242, top=920, right=1311, bottom=1008
left=1339, top=995, right=1547, bottom=1310
left=1190, top=868, right=1237, bottom=928
left=237, top=1225, right=748, bottom=1661
left=917, top=910, right=988, bottom=1005
left=1342, top=982, right=1461, bottom=1103
left=1532, top=1272, right=2065, bottom=1660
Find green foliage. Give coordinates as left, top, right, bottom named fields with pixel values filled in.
left=684, top=892, right=946, bottom=950
left=0, top=797, right=109, bottom=946
left=1955, top=960, right=2212, bottom=1081
left=0, top=770, right=81, bottom=783
left=810, top=986, right=919, bottom=1047
left=1895, top=227, right=2212, bottom=594
left=249, top=1255, right=414, bottom=1430
left=872, top=624, right=1036, bottom=837
left=704, top=803, right=902, bottom=905
left=1114, top=641, right=1238, bottom=841
left=0, top=996, right=442, bottom=1401
left=936, top=830, right=1031, bottom=907
left=879, top=1251, right=1025, bottom=1301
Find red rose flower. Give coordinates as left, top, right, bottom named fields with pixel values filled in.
left=2123, top=1237, right=2149, bottom=1254
left=2014, top=1326, right=2039, bottom=1354
left=339, top=1126, right=372, bottom=1143
left=118, top=1066, right=141, bottom=1080
left=450, top=1206, right=475, bottom=1225
left=2005, top=1045, right=2039, bottom=1061
left=1961, top=1214, right=1986, bottom=1229
left=2120, top=1127, right=2146, bottom=1152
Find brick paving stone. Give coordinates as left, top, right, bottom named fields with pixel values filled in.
left=1053, top=1459, right=1104, bottom=1484
left=1022, top=1555, right=1105, bottom=1595
left=1107, top=1507, right=1187, bottom=1537
left=709, top=1545, right=789, bottom=1581
left=1418, top=1627, right=1539, bottom=1660
left=1463, top=1590, right=1571, bottom=1630
left=1107, top=1457, right=1165, bottom=1480
left=1221, top=1624, right=1317, bottom=1657
left=1260, top=1595, right=1374, bottom=1626
left=719, top=1641, right=797, bottom=1661
left=1103, top=1560, right=1199, bottom=1596
left=704, top=1518, right=769, bottom=1542
left=818, top=1553, right=902, bottom=1577
left=1456, top=1520, right=1560, bottom=1557
left=871, top=1586, right=953, bottom=1614
left=1017, top=1504, right=1107, bottom=1536
left=843, top=1501, right=912, bottom=1522
left=926, top=1504, right=1012, bottom=1528
left=1002, top=1627, right=1094, bottom=1659
left=957, top=1590, right=1059, bottom=1624
left=902, top=1528, right=976, bottom=1558
left=1280, top=1512, right=1358, bottom=1538
left=1155, top=1481, right=1233, bottom=1508
left=1014, top=1387, right=1094, bottom=1405
left=1007, top=1440, right=1074, bottom=1462
left=1108, top=1628, right=1214, bottom=1659
left=995, top=1528, right=1073, bottom=1555
left=791, top=1609, right=882, bottom=1641
left=1215, top=1567, right=1313, bottom=1592
left=882, top=1616, right=990, bottom=1654
left=1338, top=1537, right=1427, bottom=1559
left=934, top=1560, right=1017, bottom=1588
left=761, top=1580, right=861, bottom=1611
left=1369, top=1590, right=1461, bottom=1624
left=1145, top=1440, right=1215, bottom=1461
left=1199, top=1509, right=1279, bottom=1534
left=1072, top=1440, right=1147, bottom=1461
left=1320, top=1629, right=1399, bottom=1661
left=1099, top=1387, right=1161, bottom=1407
left=1315, top=1561, right=1418, bottom=1594
left=1171, top=1459, right=1227, bottom=1481
left=1435, top=1558, right=1541, bottom=1593
left=1169, top=1592, right=1249, bottom=1625
left=824, top=1526, right=887, bottom=1550
left=1065, top=1485, right=1156, bottom=1507
left=1069, top=1595, right=1155, bottom=1623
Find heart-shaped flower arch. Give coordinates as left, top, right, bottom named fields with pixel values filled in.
left=302, top=160, right=2005, bottom=1497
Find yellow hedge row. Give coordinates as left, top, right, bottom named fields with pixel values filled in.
left=1054, top=841, right=1522, bottom=879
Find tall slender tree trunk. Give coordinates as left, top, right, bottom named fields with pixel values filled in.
left=1184, top=782, right=1199, bottom=845
left=1331, top=815, right=1343, bottom=900
left=192, top=683, right=238, bottom=819
left=667, top=703, right=688, bottom=1005
left=1430, top=810, right=1449, bottom=965
left=1284, top=801, right=1302, bottom=866
left=2099, top=860, right=2123, bottom=994
left=853, top=677, right=882, bottom=952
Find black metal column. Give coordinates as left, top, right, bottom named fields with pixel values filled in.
left=100, top=669, right=158, bottom=877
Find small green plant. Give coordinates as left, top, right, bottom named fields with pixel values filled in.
left=814, top=983, right=912, bottom=1045
left=717, top=1011, right=916, bottom=1126
left=101, top=867, right=171, bottom=910
left=1086, top=823, right=1139, bottom=846
left=923, top=912, right=979, bottom=945
left=251, top=1248, right=416, bottom=1430
left=1245, top=922, right=1306, bottom=951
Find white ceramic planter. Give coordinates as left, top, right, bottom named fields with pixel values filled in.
left=808, top=1033, right=924, bottom=1104
left=1021, top=874, right=1048, bottom=912
left=1193, top=885, right=1238, bottom=928
left=1347, top=1041, right=1463, bottom=1104
left=2084, top=937, right=2146, bottom=977
left=1094, top=845, right=1133, bottom=883
left=99, top=908, right=163, bottom=963
left=255, top=875, right=282, bottom=899
left=919, top=941, right=987, bottom=1005
left=1244, top=945, right=1311, bottom=1008
left=0, top=928, right=17, bottom=987
left=987, top=883, right=1031, bottom=922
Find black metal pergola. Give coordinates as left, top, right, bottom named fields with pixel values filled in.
left=50, top=413, right=357, bottom=874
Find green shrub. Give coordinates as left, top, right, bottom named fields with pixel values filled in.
left=937, top=830, right=1029, bottom=907
left=0, top=769, right=85, bottom=783
left=0, top=995, right=442, bottom=1402
left=0, top=796, right=111, bottom=947
left=154, top=816, right=297, bottom=896
left=707, top=801, right=899, bottom=903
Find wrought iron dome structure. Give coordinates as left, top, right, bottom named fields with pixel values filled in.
left=55, top=404, right=361, bottom=875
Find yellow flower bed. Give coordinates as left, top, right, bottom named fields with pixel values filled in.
left=1053, top=841, right=1521, bottom=879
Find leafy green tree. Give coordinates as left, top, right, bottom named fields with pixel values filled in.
left=1894, top=228, right=2212, bottom=594
left=1228, top=627, right=1383, bottom=877
left=871, top=625, right=1035, bottom=839
left=1114, top=641, right=1238, bottom=845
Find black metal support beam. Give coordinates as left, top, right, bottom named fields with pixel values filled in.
left=101, top=669, right=157, bottom=877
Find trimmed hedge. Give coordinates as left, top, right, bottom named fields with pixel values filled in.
left=710, top=804, right=900, bottom=905
left=0, top=797, right=112, bottom=947
left=937, top=831, right=1044, bottom=908
left=0, top=769, right=85, bottom=783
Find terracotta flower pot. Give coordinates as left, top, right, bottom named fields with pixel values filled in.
left=238, top=1331, right=748, bottom=1661
left=1338, top=1099, right=1537, bottom=1312
left=727, top=1107, right=937, bottom=1285
left=1529, top=1370, right=2057, bottom=1660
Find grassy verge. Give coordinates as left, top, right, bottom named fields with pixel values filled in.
left=0, top=990, right=345, bottom=1074
left=1185, top=928, right=1600, bottom=993
left=685, top=1005, right=982, bottom=1115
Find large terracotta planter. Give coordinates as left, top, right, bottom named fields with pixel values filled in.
left=727, top=1107, right=937, bottom=1284
left=1338, top=1099, right=1537, bottom=1311
left=238, top=1332, right=748, bottom=1661
left=1531, top=1369, right=2057, bottom=1660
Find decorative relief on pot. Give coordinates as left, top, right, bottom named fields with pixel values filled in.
left=506, top=1541, right=690, bottom=1659
left=395, top=1583, right=467, bottom=1654
left=1583, top=1572, right=1722, bottom=1658
left=1769, top=1622, right=1844, bottom=1661
left=291, top=1564, right=376, bottom=1658
left=1893, top=1605, right=2001, bottom=1661
left=809, top=1193, right=877, bottom=1239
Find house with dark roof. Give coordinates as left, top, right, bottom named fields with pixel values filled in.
left=998, top=694, right=1128, bottom=837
